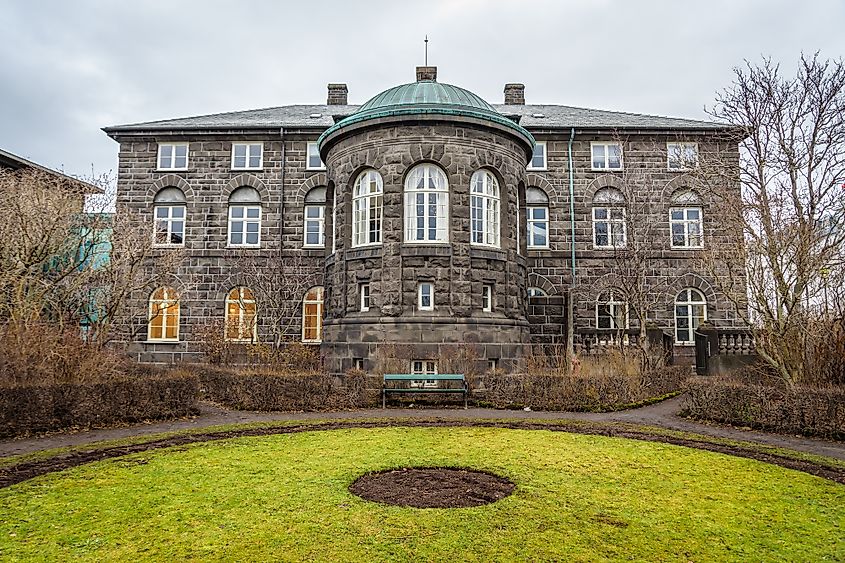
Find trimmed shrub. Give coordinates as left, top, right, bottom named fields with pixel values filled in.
left=681, top=377, right=845, bottom=439
left=0, top=370, right=199, bottom=437
left=198, top=366, right=370, bottom=411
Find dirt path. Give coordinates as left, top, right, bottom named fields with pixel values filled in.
left=2, top=395, right=843, bottom=462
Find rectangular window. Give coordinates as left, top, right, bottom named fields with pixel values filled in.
left=410, top=359, right=438, bottom=388
left=418, top=282, right=434, bottom=311
left=303, top=205, right=325, bottom=247
left=488, top=359, right=498, bottom=371
left=158, top=143, right=188, bottom=170
left=228, top=205, right=261, bottom=246
left=360, top=283, right=370, bottom=312
left=593, top=207, right=626, bottom=248
left=527, top=206, right=549, bottom=248
left=527, top=141, right=547, bottom=170
left=667, top=142, right=698, bottom=170
left=353, top=358, right=365, bottom=370
left=670, top=207, right=704, bottom=248
left=306, top=142, right=325, bottom=170
left=482, top=284, right=493, bottom=312
left=153, top=205, right=185, bottom=246
left=231, top=143, right=263, bottom=169
left=591, top=142, right=623, bottom=170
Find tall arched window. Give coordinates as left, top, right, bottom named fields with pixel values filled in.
left=148, top=287, right=179, bottom=341
left=302, top=286, right=324, bottom=343
left=225, top=287, right=257, bottom=342
left=153, top=187, right=186, bottom=246
left=670, top=190, right=703, bottom=248
left=470, top=170, right=500, bottom=247
left=352, top=170, right=383, bottom=247
left=228, top=187, right=262, bottom=247
left=592, top=187, right=626, bottom=248
left=404, top=164, right=449, bottom=243
left=596, top=289, right=628, bottom=329
left=526, top=186, right=549, bottom=249
left=303, top=186, right=326, bottom=248
left=675, top=288, right=707, bottom=344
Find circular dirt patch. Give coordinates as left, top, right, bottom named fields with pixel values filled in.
left=349, top=467, right=515, bottom=508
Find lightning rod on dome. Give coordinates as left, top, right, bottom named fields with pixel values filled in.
left=424, top=35, right=429, bottom=66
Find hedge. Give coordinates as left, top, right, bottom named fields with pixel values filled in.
left=681, top=378, right=845, bottom=440
left=0, top=373, right=199, bottom=438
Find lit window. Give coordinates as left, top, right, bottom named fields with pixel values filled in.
left=591, top=142, right=623, bottom=170
left=670, top=190, right=703, bottom=248
left=231, top=143, right=263, bottom=169
left=410, top=359, right=438, bottom=388
left=352, top=169, right=383, bottom=247
left=302, top=286, right=324, bottom=343
left=306, top=142, right=325, bottom=170
left=667, top=142, right=698, bottom=171
left=418, top=282, right=434, bottom=311
left=360, top=283, right=370, bottom=312
left=596, top=289, right=628, bottom=329
left=527, top=141, right=547, bottom=170
left=675, top=288, right=707, bottom=344
left=526, top=186, right=550, bottom=249
left=148, top=287, right=179, bottom=341
left=228, top=187, right=261, bottom=247
left=303, top=187, right=327, bottom=248
left=470, top=170, right=500, bottom=247
left=152, top=187, right=186, bottom=246
left=592, top=188, right=626, bottom=248
left=527, top=287, right=547, bottom=297
left=225, top=287, right=257, bottom=342
left=404, top=164, right=449, bottom=243
left=482, top=284, right=493, bottom=312
left=158, top=143, right=188, bottom=170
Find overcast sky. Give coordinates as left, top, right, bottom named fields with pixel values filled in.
left=1, top=0, right=843, bottom=180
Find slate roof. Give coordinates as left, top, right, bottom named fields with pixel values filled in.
left=103, top=103, right=730, bottom=134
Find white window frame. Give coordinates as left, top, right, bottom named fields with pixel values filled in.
left=152, top=204, right=186, bottom=247
left=302, top=287, right=324, bottom=344
left=306, top=142, right=326, bottom=171
left=596, top=289, right=629, bottom=330
left=674, top=288, right=708, bottom=345
left=527, top=141, right=547, bottom=170
left=470, top=170, right=501, bottom=248
left=591, top=142, right=623, bottom=171
left=231, top=143, right=263, bottom=170
left=224, top=287, right=258, bottom=342
left=360, top=283, right=370, bottom=312
left=352, top=170, right=383, bottom=248
left=303, top=204, right=325, bottom=248
left=527, top=287, right=547, bottom=297
left=410, top=359, right=438, bottom=388
left=147, top=287, right=180, bottom=342
left=404, top=164, right=449, bottom=243
left=592, top=206, right=627, bottom=249
left=667, top=142, right=699, bottom=171
left=418, top=282, right=434, bottom=311
left=669, top=207, right=704, bottom=249
left=482, top=284, right=493, bottom=312
left=527, top=206, right=549, bottom=249
left=157, top=143, right=189, bottom=171
left=228, top=205, right=262, bottom=247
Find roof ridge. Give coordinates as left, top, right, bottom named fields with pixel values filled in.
left=496, top=103, right=719, bottom=126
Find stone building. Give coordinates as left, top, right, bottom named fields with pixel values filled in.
left=104, top=66, right=744, bottom=372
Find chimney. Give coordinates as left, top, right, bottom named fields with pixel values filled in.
left=327, top=83, right=348, bottom=105
left=416, top=66, right=437, bottom=82
left=504, top=83, right=525, bottom=105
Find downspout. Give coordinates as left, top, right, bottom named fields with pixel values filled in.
left=276, top=127, right=286, bottom=348
left=566, top=127, right=576, bottom=366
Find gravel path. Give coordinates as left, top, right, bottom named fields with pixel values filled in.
left=1, top=395, right=843, bottom=461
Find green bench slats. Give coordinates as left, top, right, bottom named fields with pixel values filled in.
left=381, top=373, right=468, bottom=409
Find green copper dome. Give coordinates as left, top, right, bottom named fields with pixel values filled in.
left=318, top=80, right=535, bottom=149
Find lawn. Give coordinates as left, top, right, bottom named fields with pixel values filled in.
left=0, top=427, right=842, bottom=562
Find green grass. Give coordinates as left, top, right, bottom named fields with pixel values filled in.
left=1, top=427, right=843, bottom=562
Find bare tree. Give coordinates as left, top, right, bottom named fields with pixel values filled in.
left=697, top=53, right=845, bottom=385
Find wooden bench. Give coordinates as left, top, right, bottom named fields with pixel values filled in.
left=382, top=373, right=468, bottom=409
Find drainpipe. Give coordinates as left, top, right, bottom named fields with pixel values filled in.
left=566, top=127, right=576, bottom=365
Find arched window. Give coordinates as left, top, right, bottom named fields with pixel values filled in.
left=527, top=287, right=547, bottom=297
left=303, top=186, right=326, bottom=248
left=470, top=170, right=500, bottom=247
left=404, top=164, right=449, bottom=243
left=228, top=187, right=262, bottom=247
left=302, top=286, right=324, bottom=343
left=526, top=186, right=549, bottom=249
left=148, top=287, right=179, bottom=341
left=596, top=289, right=628, bottom=329
left=225, top=287, right=257, bottom=342
left=153, top=187, right=186, bottom=246
left=592, top=187, right=626, bottom=248
left=670, top=190, right=703, bottom=248
left=675, top=288, right=707, bottom=344
left=352, top=170, right=383, bottom=247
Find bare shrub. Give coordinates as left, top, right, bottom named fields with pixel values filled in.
left=439, top=344, right=482, bottom=377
